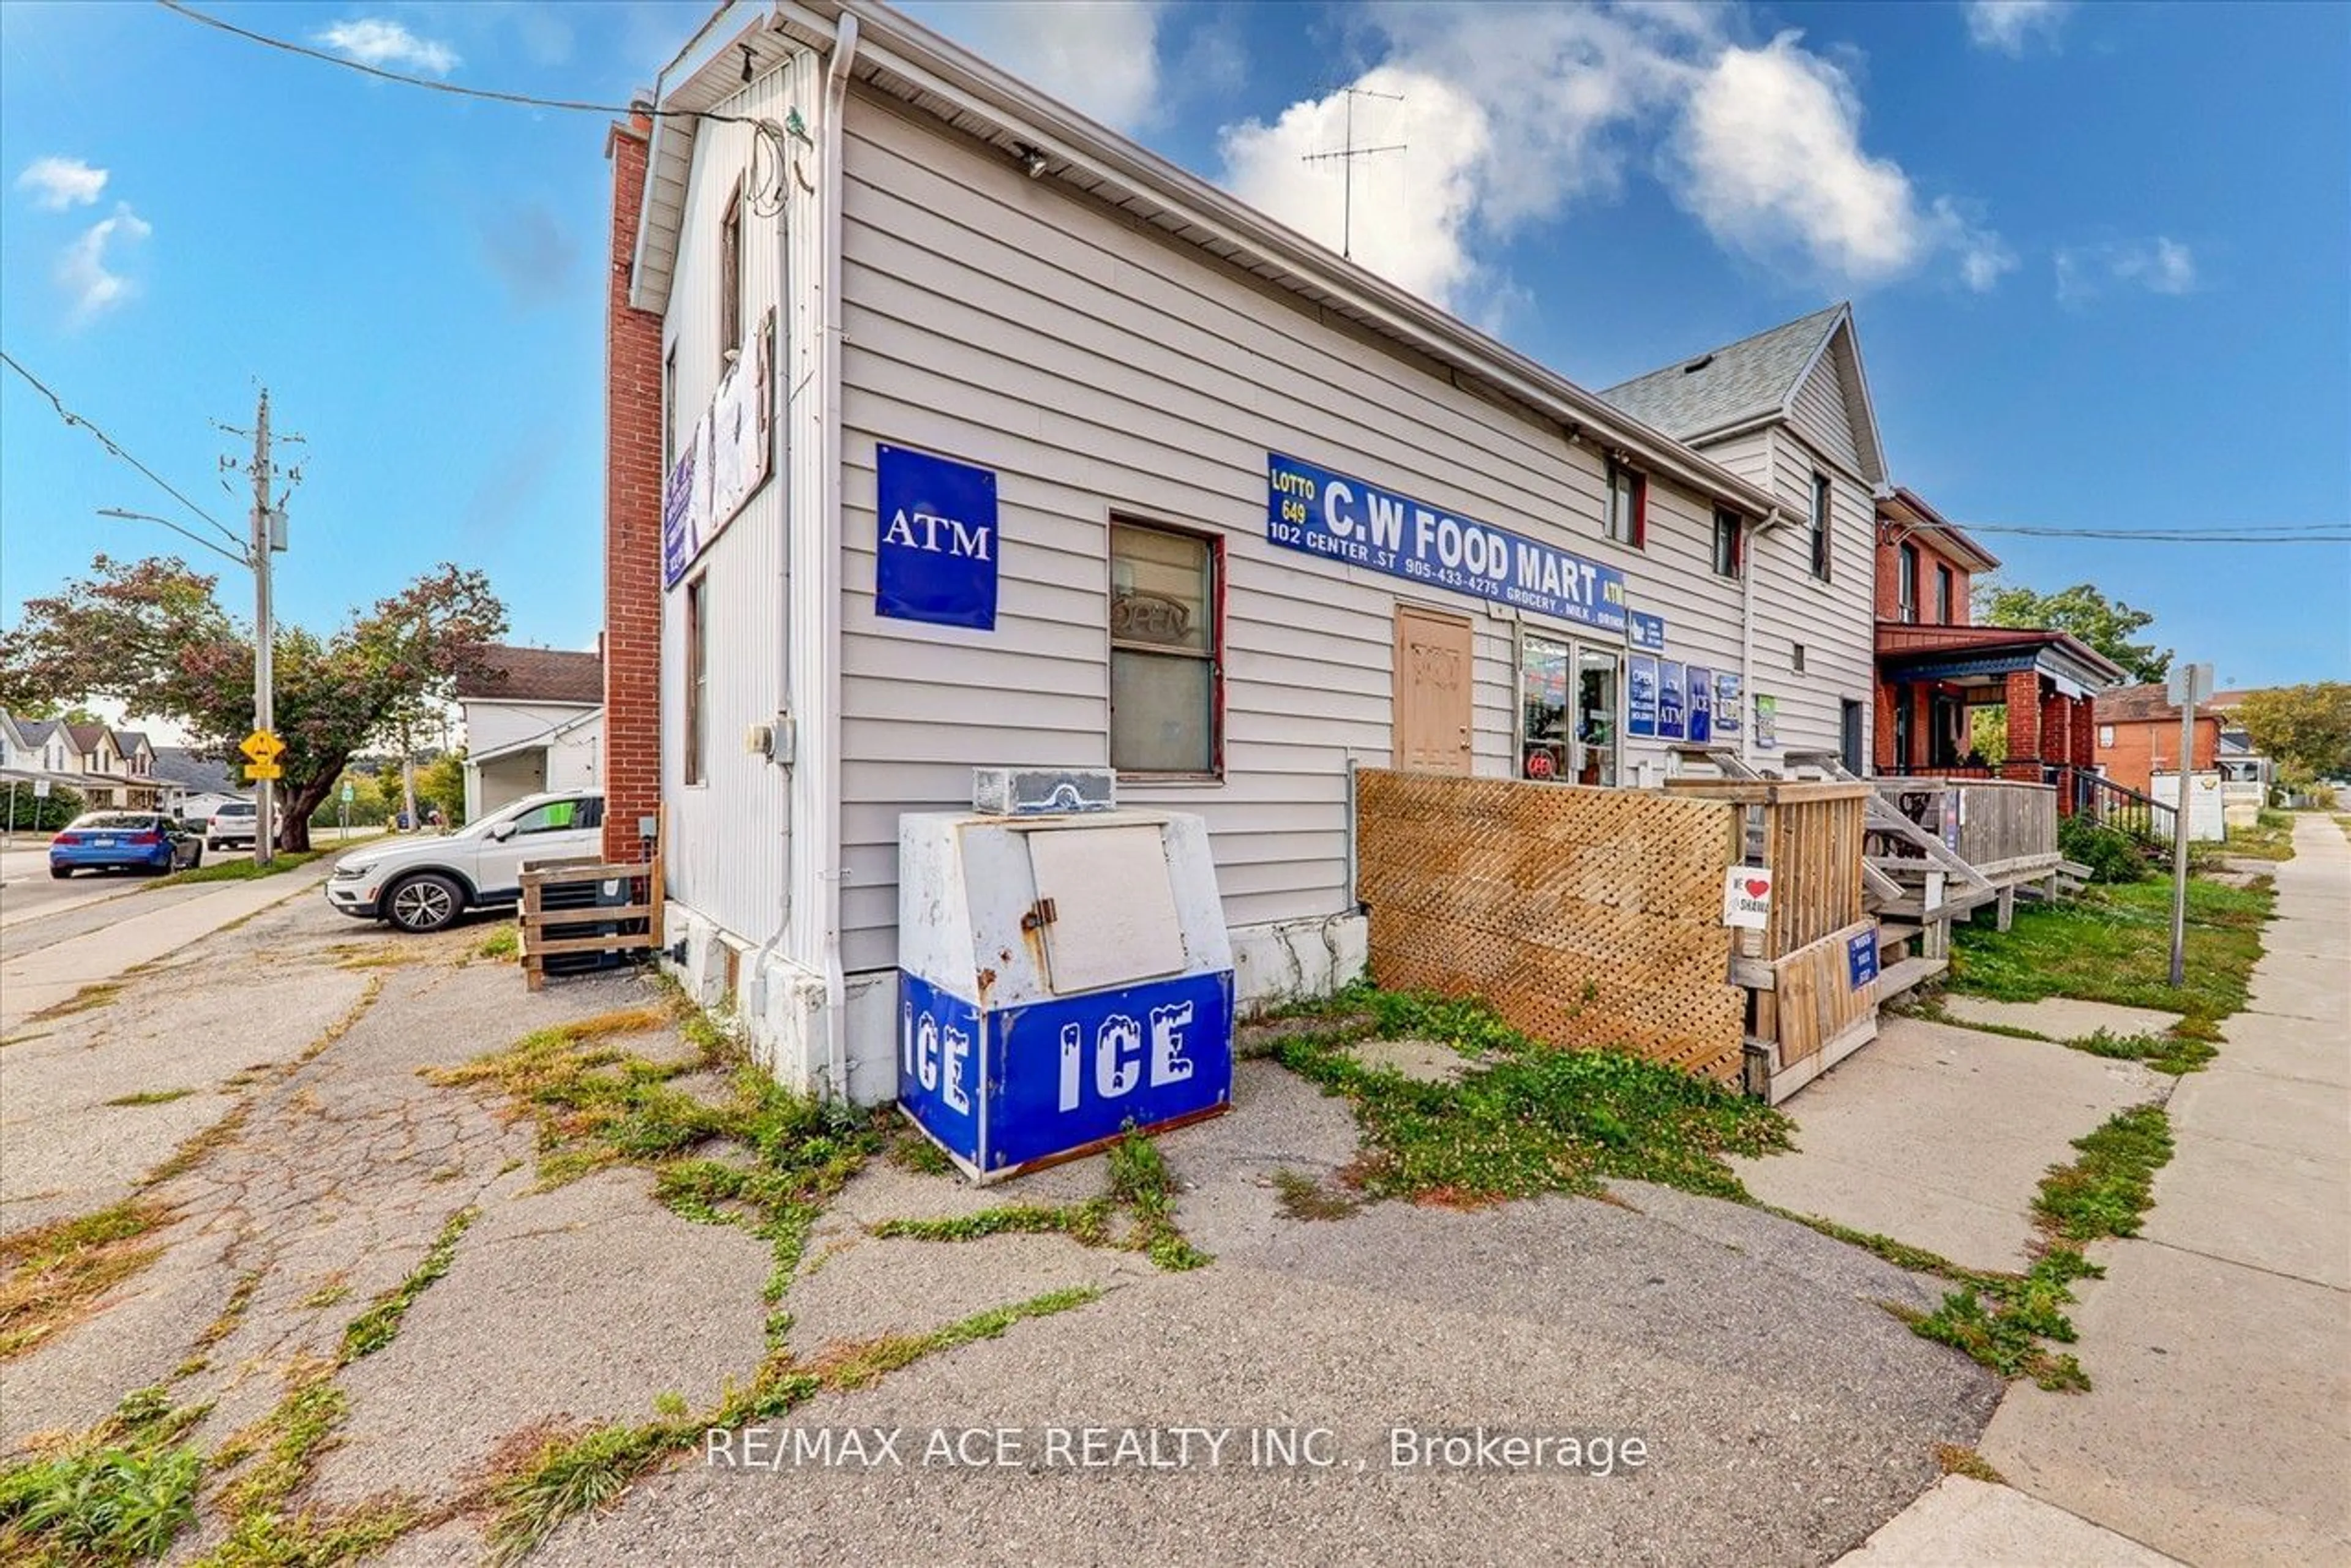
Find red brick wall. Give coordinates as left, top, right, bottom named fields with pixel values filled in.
left=1873, top=529, right=1974, bottom=625
left=604, top=118, right=665, bottom=862
left=2002, top=670, right=2041, bottom=781
left=2095, top=715, right=2221, bottom=795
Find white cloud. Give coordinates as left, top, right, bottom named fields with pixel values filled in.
left=917, top=1, right=1165, bottom=133
left=16, top=156, right=108, bottom=210
left=315, top=17, right=461, bottom=75
left=1964, top=1, right=2069, bottom=55
left=58, top=203, right=152, bottom=322
left=1220, top=67, right=1491, bottom=310
left=1210, top=7, right=2007, bottom=308
left=2056, top=237, right=2197, bottom=302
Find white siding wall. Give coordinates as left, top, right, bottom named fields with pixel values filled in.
left=462, top=700, right=596, bottom=757
left=658, top=62, right=816, bottom=948
left=830, top=95, right=1767, bottom=974
left=1787, top=346, right=1864, bottom=478
left=1741, top=427, right=1877, bottom=765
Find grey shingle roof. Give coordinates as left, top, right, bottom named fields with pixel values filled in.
left=150, top=748, right=244, bottom=796
left=1595, top=304, right=1846, bottom=442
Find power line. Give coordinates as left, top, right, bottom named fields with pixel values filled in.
left=156, top=1, right=760, bottom=126
left=1, top=351, right=246, bottom=550
left=1919, top=521, right=2350, bottom=544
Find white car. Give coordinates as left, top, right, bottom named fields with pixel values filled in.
left=324, top=790, right=604, bottom=933
left=207, top=800, right=259, bottom=850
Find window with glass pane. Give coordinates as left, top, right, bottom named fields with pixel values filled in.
left=1519, top=634, right=1570, bottom=781
left=1898, top=542, right=1919, bottom=622
left=1809, top=472, right=1832, bottom=579
left=1577, top=648, right=1618, bottom=786
left=1712, top=508, right=1742, bottom=577
left=1936, top=564, right=1954, bottom=625
left=1110, top=522, right=1218, bottom=774
left=1607, top=465, right=1645, bottom=548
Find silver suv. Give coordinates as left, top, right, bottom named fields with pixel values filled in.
left=206, top=800, right=258, bottom=850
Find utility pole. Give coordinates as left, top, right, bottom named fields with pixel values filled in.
left=248, top=391, right=277, bottom=867
left=1300, top=85, right=1406, bottom=261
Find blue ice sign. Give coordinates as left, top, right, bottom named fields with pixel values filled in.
left=1629, top=611, right=1666, bottom=651
left=1847, top=928, right=1881, bottom=991
left=876, top=445, right=997, bottom=630
left=1687, top=665, right=1713, bottom=744
left=1265, top=453, right=1627, bottom=632
left=899, top=969, right=1233, bottom=1176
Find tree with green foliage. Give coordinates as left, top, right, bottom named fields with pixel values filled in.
left=2232, top=683, right=2351, bottom=781
left=0, top=555, right=504, bottom=852
left=2, top=781, right=85, bottom=832
left=1978, top=580, right=2172, bottom=685
left=416, top=748, right=468, bottom=827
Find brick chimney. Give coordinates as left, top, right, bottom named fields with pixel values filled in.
left=603, top=111, right=664, bottom=863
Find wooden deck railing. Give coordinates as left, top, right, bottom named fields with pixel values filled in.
left=1872, top=778, right=2059, bottom=880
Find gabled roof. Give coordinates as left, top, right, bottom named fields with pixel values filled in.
left=1877, top=489, right=2000, bottom=574
left=454, top=645, right=604, bottom=707
left=150, top=748, right=246, bottom=797
left=111, top=728, right=152, bottom=760
left=14, top=716, right=58, bottom=746
left=631, top=2, right=1783, bottom=524
left=1596, top=302, right=1888, bottom=484
left=64, top=721, right=109, bottom=756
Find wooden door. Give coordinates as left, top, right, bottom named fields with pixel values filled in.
left=1392, top=606, right=1474, bottom=775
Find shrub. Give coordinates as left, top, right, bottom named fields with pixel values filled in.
left=2059, top=816, right=2147, bottom=883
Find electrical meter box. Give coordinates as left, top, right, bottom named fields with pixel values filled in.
left=897, top=808, right=1234, bottom=1182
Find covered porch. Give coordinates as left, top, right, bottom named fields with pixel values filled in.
left=1873, top=624, right=2124, bottom=807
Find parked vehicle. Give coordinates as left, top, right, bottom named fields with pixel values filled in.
left=324, top=790, right=604, bottom=933
left=49, top=812, right=203, bottom=877
left=207, top=800, right=259, bottom=851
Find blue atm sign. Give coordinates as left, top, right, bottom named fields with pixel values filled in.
left=899, top=970, right=1234, bottom=1176
left=1266, top=453, right=1627, bottom=633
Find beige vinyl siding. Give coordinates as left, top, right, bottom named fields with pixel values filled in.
left=656, top=62, right=809, bottom=945
left=831, top=92, right=1759, bottom=973
left=1742, top=426, right=1878, bottom=762
left=1787, top=343, right=1864, bottom=479
left=1696, top=427, right=1774, bottom=493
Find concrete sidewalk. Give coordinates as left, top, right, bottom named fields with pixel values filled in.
left=0, top=859, right=343, bottom=1034
left=1979, top=813, right=2351, bottom=1563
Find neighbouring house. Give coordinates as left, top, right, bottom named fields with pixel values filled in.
left=58, top=720, right=161, bottom=809
left=1595, top=301, right=1888, bottom=776
left=453, top=645, right=604, bottom=821
left=150, top=747, right=250, bottom=822
left=2095, top=684, right=2222, bottom=795
left=600, top=2, right=1899, bottom=1096
left=1868, top=488, right=2124, bottom=793
left=0, top=712, right=76, bottom=782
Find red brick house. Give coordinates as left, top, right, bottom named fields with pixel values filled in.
left=1871, top=488, right=2123, bottom=793
left=2093, top=684, right=2222, bottom=795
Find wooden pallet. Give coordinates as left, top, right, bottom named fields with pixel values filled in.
left=519, top=850, right=664, bottom=992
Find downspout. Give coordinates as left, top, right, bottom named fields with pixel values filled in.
left=749, top=70, right=795, bottom=1022
left=819, top=13, right=859, bottom=1101
left=1740, top=509, right=1783, bottom=768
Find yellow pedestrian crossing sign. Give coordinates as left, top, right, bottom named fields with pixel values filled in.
left=244, top=760, right=283, bottom=781
left=240, top=729, right=285, bottom=764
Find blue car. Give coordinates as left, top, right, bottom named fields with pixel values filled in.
left=48, top=811, right=204, bottom=878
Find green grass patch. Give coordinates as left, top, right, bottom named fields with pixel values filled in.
left=2069, top=1027, right=2216, bottom=1076
left=484, top=1286, right=1100, bottom=1566
left=1948, top=873, right=2272, bottom=1047
left=339, top=1206, right=478, bottom=1360
left=476, top=925, right=520, bottom=962
left=104, top=1089, right=199, bottom=1108
left=144, top=852, right=325, bottom=890
left=198, top=1359, right=422, bottom=1568
left=869, top=1127, right=1211, bottom=1270
left=2034, top=1105, right=2174, bottom=1244
left=29, top=981, right=126, bottom=1022
left=1272, top=988, right=1792, bottom=1206
left=0, top=1199, right=174, bottom=1362
left=0, top=1387, right=208, bottom=1566
left=2215, top=808, right=2298, bottom=863
left=1272, top=1169, right=1365, bottom=1221
left=1935, top=1443, right=2008, bottom=1485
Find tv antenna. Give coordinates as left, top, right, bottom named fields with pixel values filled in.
left=1300, top=84, right=1405, bottom=261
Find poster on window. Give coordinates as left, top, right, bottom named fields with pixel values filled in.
left=1687, top=665, right=1713, bottom=744
left=1754, top=693, right=1779, bottom=750
left=1627, top=655, right=1659, bottom=738
left=1714, top=672, right=1741, bottom=737
left=1657, top=661, right=1687, bottom=741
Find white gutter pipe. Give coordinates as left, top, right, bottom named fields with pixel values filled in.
left=817, top=13, right=858, bottom=1103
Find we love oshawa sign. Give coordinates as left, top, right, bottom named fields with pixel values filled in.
left=1722, top=866, right=1774, bottom=930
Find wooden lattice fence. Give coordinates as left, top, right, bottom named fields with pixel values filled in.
left=1352, top=770, right=1746, bottom=1082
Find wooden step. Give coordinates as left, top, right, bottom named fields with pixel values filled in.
left=1875, top=954, right=1948, bottom=1003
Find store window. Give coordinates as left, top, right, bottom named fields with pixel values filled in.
left=1712, top=507, right=1743, bottom=578
left=1606, top=463, right=1647, bottom=549
left=1518, top=632, right=1619, bottom=787
left=1110, top=521, right=1220, bottom=776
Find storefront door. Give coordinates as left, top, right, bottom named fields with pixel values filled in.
left=1519, top=631, right=1621, bottom=787
left=1577, top=647, right=1619, bottom=786
left=1393, top=605, right=1474, bottom=775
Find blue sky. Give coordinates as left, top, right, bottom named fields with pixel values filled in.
left=4, top=0, right=2345, bottom=691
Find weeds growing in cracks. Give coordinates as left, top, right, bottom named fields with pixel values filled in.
left=871, top=1127, right=1212, bottom=1272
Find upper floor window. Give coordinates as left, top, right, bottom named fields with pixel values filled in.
left=1606, top=463, right=1647, bottom=550
left=1111, top=520, right=1222, bottom=776
left=719, top=180, right=744, bottom=363
left=1897, top=541, right=1919, bottom=623
left=1809, top=472, right=1832, bottom=581
left=1712, top=507, right=1743, bottom=578
left=1936, top=563, right=1955, bottom=625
